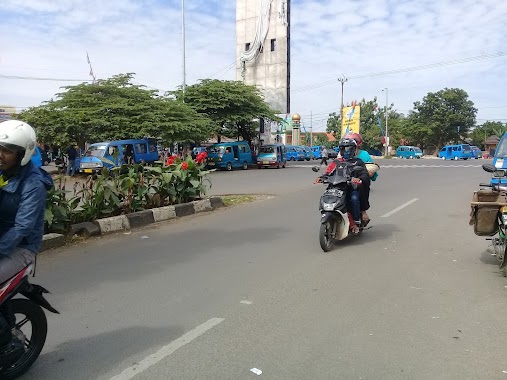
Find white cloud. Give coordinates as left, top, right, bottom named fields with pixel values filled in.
left=1, top=0, right=507, bottom=130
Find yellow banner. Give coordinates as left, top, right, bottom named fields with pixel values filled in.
left=341, top=106, right=360, bottom=137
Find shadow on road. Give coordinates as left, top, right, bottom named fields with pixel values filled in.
left=336, top=223, right=400, bottom=248
left=480, top=249, right=501, bottom=266
left=40, top=226, right=290, bottom=295
left=28, top=325, right=186, bottom=380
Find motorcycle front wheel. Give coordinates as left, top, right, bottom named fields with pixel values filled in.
left=319, top=221, right=335, bottom=252
left=0, top=299, right=48, bottom=380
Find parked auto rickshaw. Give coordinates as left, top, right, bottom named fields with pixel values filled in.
left=256, top=144, right=287, bottom=169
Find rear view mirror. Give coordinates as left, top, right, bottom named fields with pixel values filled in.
left=482, top=164, right=496, bottom=173
left=312, top=166, right=320, bottom=172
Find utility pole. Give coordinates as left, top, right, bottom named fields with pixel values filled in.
left=182, top=0, right=187, bottom=96
left=382, top=87, right=389, bottom=157
left=310, top=110, right=313, bottom=146
left=338, top=75, right=348, bottom=117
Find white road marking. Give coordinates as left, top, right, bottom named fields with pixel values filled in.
left=289, top=164, right=481, bottom=168
left=109, top=318, right=224, bottom=380
left=240, top=300, right=253, bottom=305
left=381, top=198, right=419, bottom=218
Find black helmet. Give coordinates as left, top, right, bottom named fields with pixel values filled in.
left=338, top=138, right=357, bottom=159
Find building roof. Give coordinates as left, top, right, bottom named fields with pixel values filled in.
left=485, top=135, right=500, bottom=145
left=311, top=132, right=337, bottom=142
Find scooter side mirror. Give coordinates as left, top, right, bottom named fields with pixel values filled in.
left=312, top=166, right=320, bottom=172
left=482, top=163, right=496, bottom=173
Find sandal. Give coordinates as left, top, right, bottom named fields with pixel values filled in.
left=362, top=218, right=371, bottom=227
left=351, top=225, right=361, bottom=235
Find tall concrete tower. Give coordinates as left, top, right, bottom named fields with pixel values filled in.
left=236, top=0, right=290, bottom=115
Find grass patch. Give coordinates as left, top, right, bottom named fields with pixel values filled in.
left=222, top=194, right=258, bottom=207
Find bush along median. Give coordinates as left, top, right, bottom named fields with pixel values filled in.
left=42, top=153, right=224, bottom=251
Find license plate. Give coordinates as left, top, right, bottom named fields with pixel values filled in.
left=263, top=161, right=269, bottom=164
left=208, top=162, right=215, bottom=166
left=84, top=169, right=93, bottom=173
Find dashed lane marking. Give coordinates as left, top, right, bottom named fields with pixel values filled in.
left=109, top=318, right=224, bottom=380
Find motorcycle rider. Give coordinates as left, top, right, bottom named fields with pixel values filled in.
left=343, top=132, right=376, bottom=225
left=323, top=138, right=370, bottom=234
left=0, top=120, right=53, bottom=351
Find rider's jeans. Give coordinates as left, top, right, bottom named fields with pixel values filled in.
left=0, top=248, right=36, bottom=284
left=348, top=190, right=361, bottom=223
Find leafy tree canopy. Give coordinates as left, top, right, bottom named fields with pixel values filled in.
left=409, top=88, right=477, bottom=149
left=172, top=79, right=280, bottom=142
left=19, top=73, right=212, bottom=148
left=469, top=121, right=507, bottom=149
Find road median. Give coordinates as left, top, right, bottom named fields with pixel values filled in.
left=40, top=196, right=225, bottom=252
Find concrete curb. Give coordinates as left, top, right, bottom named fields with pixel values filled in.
left=152, top=206, right=176, bottom=223
left=93, top=215, right=130, bottom=234
left=126, top=210, right=155, bottom=229
left=41, top=233, right=66, bottom=251
left=174, top=203, right=195, bottom=217
left=41, top=196, right=224, bottom=252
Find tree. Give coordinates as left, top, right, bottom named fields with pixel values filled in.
left=356, top=98, right=383, bottom=151
left=326, top=112, right=341, bottom=136
left=18, top=74, right=212, bottom=148
left=469, top=121, right=507, bottom=149
left=314, top=133, right=333, bottom=148
left=172, top=79, right=280, bottom=143
left=408, top=88, right=477, bottom=150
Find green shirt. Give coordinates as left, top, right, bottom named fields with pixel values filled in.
left=0, top=174, right=8, bottom=188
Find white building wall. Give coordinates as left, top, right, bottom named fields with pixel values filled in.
left=236, top=0, right=290, bottom=116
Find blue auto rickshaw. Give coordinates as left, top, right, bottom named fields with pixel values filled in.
left=491, top=133, right=507, bottom=186
left=206, top=141, right=253, bottom=171
left=256, top=144, right=286, bottom=169
left=79, top=138, right=159, bottom=174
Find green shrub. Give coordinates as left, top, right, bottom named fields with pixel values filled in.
left=44, top=155, right=213, bottom=234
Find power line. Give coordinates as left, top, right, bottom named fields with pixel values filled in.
left=3, top=51, right=506, bottom=87
left=0, top=74, right=92, bottom=82
left=292, top=51, right=507, bottom=93
left=206, top=60, right=238, bottom=79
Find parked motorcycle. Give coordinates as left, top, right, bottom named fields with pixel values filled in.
left=470, top=163, right=507, bottom=276
left=0, top=263, right=58, bottom=379
left=313, top=161, right=377, bottom=252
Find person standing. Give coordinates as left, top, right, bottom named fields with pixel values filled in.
left=66, top=144, right=78, bottom=176
left=320, top=146, right=329, bottom=166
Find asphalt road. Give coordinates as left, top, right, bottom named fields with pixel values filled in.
left=22, top=158, right=507, bottom=380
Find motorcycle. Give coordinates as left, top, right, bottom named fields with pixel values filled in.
left=0, top=263, right=58, bottom=379
left=470, top=163, right=507, bottom=276
left=313, top=161, right=376, bottom=252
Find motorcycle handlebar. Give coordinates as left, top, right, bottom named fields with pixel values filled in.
left=314, top=176, right=362, bottom=186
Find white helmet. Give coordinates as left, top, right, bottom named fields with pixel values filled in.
left=0, top=120, right=37, bottom=166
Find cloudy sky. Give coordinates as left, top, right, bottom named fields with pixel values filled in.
left=2, top=0, right=507, bottom=131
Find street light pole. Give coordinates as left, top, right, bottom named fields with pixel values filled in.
left=338, top=76, right=348, bottom=135
left=382, top=88, right=389, bottom=156
left=310, top=110, right=313, bottom=146
left=182, top=0, right=187, bottom=96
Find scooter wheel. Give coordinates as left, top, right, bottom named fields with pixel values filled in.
left=0, top=299, right=47, bottom=379
left=319, top=221, right=335, bottom=252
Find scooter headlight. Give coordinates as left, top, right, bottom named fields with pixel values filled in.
left=323, top=203, right=337, bottom=211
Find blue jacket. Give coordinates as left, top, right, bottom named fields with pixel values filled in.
left=0, top=161, right=53, bottom=256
